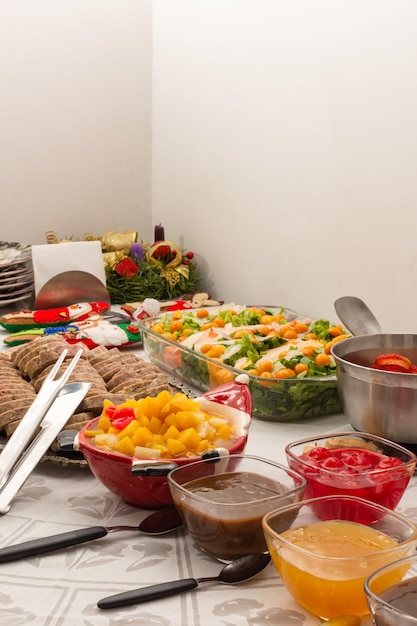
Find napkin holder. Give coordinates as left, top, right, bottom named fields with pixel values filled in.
left=31, top=242, right=110, bottom=308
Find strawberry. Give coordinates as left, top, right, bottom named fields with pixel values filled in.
left=373, top=353, right=412, bottom=372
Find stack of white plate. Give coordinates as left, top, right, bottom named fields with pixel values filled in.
left=0, top=241, right=33, bottom=308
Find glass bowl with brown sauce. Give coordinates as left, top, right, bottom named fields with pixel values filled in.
left=167, top=454, right=306, bottom=562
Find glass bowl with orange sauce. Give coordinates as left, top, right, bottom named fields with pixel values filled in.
left=262, top=495, right=417, bottom=621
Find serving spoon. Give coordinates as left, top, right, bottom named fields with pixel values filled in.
left=0, top=506, right=182, bottom=563
left=334, top=296, right=382, bottom=336
left=97, top=553, right=271, bottom=609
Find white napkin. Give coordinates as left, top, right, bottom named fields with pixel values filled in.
left=31, top=241, right=106, bottom=296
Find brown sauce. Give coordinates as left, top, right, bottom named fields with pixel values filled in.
left=174, top=471, right=296, bottom=561
left=186, top=471, right=284, bottom=502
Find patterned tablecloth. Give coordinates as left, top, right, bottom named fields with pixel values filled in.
left=0, top=349, right=416, bottom=625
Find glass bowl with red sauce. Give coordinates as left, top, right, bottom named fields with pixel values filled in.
left=167, top=454, right=306, bottom=562
left=285, top=432, right=416, bottom=522
left=365, top=553, right=417, bottom=625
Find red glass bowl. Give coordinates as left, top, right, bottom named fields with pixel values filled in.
left=285, top=431, right=416, bottom=522
left=76, top=376, right=252, bottom=509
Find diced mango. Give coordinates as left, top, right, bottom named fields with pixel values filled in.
left=151, top=434, right=166, bottom=446
left=178, top=427, right=201, bottom=450
left=139, top=414, right=150, bottom=428
left=87, top=390, right=239, bottom=460
left=117, top=420, right=140, bottom=439
left=151, top=443, right=168, bottom=456
left=148, top=415, right=162, bottom=434
left=114, top=436, right=136, bottom=456
left=154, top=389, right=174, bottom=411
left=166, top=438, right=187, bottom=457
left=158, top=422, right=169, bottom=436
left=169, top=396, right=201, bottom=412
left=102, top=398, right=116, bottom=415
left=137, top=395, right=155, bottom=418
left=197, top=439, right=210, bottom=453
left=132, top=426, right=154, bottom=447
left=164, top=414, right=179, bottom=429
left=176, top=410, right=199, bottom=430
left=216, top=425, right=232, bottom=440
left=163, top=425, right=181, bottom=441
left=84, top=429, right=104, bottom=437
left=96, top=414, right=112, bottom=431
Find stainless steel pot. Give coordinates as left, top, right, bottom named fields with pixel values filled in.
left=331, top=334, right=417, bottom=444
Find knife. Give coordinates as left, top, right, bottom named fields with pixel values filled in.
left=0, top=349, right=84, bottom=489
left=0, top=381, right=91, bottom=514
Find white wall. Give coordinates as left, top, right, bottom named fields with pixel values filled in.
left=152, top=0, right=417, bottom=331
left=2, top=1, right=417, bottom=332
left=0, top=0, right=152, bottom=244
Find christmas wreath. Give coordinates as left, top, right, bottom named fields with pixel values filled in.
left=102, top=233, right=200, bottom=305
left=44, top=228, right=200, bottom=305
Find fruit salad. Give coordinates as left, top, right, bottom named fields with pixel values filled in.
left=84, top=390, right=239, bottom=460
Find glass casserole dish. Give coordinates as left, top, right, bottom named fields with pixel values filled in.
left=138, top=305, right=346, bottom=422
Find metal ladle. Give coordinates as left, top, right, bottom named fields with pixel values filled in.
left=334, top=296, right=382, bottom=336
left=97, top=553, right=272, bottom=609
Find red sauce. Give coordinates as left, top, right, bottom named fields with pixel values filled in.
left=289, top=446, right=412, bottom=523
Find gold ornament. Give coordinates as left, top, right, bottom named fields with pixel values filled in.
left=45, top=231, right=59, bottom=244
left=160, top=268, right=181, bottom=288
left=83, top=232, right=101, bottom=242
left=146, top=240, right=190, bottom=281
left=102, top=230, right=138, bottom=255
left=102, top=250, right=127, bottom=270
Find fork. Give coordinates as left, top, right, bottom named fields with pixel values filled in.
left=0, top=348, right=84, bottom=488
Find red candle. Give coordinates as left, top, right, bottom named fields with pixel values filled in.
left=154, top=224, right=165, bottom=242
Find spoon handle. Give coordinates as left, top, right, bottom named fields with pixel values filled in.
left=98, top=578, right=200, bottom=609
left=0, top=526, right=108, bottom=562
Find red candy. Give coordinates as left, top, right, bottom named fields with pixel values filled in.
left=106, top=406, right=136, bottom=430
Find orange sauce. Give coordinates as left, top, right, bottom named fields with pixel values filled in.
left=268, top=520, right=405, bottom=619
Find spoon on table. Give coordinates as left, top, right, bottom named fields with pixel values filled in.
left=0, top=506, right=182, bottom=563
left=97, top=553, right=271, bottom=609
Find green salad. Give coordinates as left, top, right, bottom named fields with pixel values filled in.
left=141, top=305, right=348, bottom=422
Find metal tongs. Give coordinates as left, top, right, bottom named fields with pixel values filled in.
left=0, top=349, right=91, bottom=514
